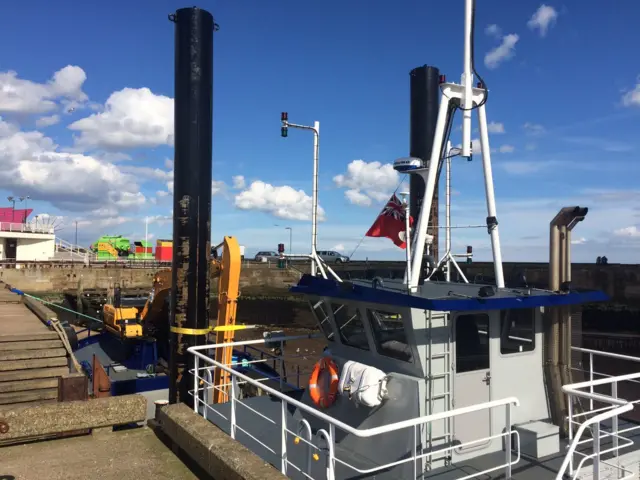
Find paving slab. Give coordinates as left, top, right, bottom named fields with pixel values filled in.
left=0, top=427, right=201, bottom=480
left=0, top=302, right=49, bottom=337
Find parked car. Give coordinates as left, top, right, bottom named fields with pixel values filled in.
left=254, top=251, right=280, bottom=262
left=317, top=250, right=349, bottom=263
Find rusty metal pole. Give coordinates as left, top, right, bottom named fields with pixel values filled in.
left=168, top=7, right=216, bottom=407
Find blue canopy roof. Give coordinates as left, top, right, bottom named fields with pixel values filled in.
left=290, top=274, right=609, bottom=312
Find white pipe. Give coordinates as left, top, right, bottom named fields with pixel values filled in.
left=311, top=121, right=320, bottom=277
left=461, top=0, right=474, bottom=157
left=445, top=140, right=452, bottom=282
left=477, top=103, right=505, bottom=288
left=409, top=93, right=451, bottom=290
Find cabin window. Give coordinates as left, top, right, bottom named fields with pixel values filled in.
left=367, top=309, right=413, bottom=362
left=310, top=300, right=334, bottom=341
left=500, top=309, right=535, bottom=355
left=455, top=314, right=490, bottom=373
left=331, top=303, right=370, bottom=350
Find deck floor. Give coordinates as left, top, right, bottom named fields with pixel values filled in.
left=203, top=395, right=640, bottom=479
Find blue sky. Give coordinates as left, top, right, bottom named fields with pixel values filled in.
left=1, top=0, right=639, bottom=262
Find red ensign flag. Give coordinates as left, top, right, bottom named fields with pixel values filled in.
left=365, top=194, right=413, bottom=249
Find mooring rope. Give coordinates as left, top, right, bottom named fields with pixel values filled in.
left=20, top=292, right=103, bottom=374
left=23, top=293, right=104, bottom=324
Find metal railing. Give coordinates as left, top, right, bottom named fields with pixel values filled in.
left=55, top=237, right=96, bottom=260
left=0, top=222, right=55, bottom=234
left=188, top=335, right=521, bottom=480
left=558, top=347, right=640, bottom=480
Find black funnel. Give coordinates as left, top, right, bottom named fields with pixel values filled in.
left=169, top=7, right=216, bottom=406
left=409, top=65, right=440, bottom=259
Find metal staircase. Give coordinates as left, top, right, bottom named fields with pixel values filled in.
left=54, top=238, right=95, bottom=261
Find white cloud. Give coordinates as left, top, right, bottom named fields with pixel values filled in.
left=333, top=160, right=399, bottom=207
left=212, top=179, right=225, bottom=195
left=232, top=175, right=246, bottom=189
left=527, top=5, right=558, bottom=37
left=164, top=158, right=174, bottom=169
left=0, top=117, right=145, bottom=215
left=234, top=181, right=325, bottom=221
left=498, top=144, right=515, bottom=153
left=487, top=122, right=505, bottom=134
left=147, top=214, right=173, bottom=227
left=523, top=122, right=545, bottom=135
left=613, top=226, right=640, bottom=238
left=571, top=237, right=587, bottom=245
left=484, top=34, right=519, bottom=69
left=119, top=165, right=172, bottom=182
left=331, top=244, right=345, bottom=252
left=485, top=24, right=502, bottom=38
left=622, top=77, right=640, bottom=108
left=35, top=114, right=60, bottom=128
left=69, top=87, right=174, bottom=150
left=345, top=189, right=372, bottom=207
left=164, top=177, right=224, bottom=197
left=0, top=65, right=88, bottom=114
left=499, top=160, right=558, bottom=175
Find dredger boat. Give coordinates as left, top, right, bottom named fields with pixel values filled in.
left=186, top=1, right=640, bottom=479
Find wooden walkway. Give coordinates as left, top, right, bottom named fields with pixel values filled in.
left=0, top=288, right=70, bottom=407
left=0, top=289, right=52, bottom=336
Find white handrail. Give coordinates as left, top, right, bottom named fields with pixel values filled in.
left=189, top=340, right=519, bottom=438
left=572, top=346, right=640, bottom=364
left=556, top=403, right=633, bottom=480
left=559, top=365, right=640, bottom=480
left=0, top=221, right=55, bottom=234
left=190, top=339, right=520, bottom=478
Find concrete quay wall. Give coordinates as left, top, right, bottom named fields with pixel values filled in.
left=0, top=263, right=301, bottom=294
left=2, top=261, right=640, bottom=308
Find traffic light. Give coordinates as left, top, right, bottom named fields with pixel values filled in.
left=281, top=112, right=288, bottom=137
left=466, top=245, right=473, bottom=264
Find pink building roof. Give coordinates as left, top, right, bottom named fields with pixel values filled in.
left=0, top=207, right=33, bottom=223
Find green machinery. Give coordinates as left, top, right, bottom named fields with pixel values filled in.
left=90, top=235, right=132, bottom=260
left=90, top=236, right=155, bottom=261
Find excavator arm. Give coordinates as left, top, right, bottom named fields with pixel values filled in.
left=212, top=236, right=242, bottom=403
left=102, top=236, right=242, bottom=402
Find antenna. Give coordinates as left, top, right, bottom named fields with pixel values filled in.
left=403, top=0, right=505, bottom=290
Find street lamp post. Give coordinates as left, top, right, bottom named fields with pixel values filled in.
left=7, top=196, right=15, bottom=223
left=280, top=112, right=320, bottom=276
left=19, top=196, right=30, bottom=223
left=285, top=227, right=292, bottom=255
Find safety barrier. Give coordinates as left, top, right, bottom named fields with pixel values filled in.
left=188, top=335, right=521, bottom=480
left=558, top=346, right=640, bottom=480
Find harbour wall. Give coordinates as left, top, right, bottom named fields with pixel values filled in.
left=2, top=261, right=640, bottom=307
left=0, top=263, right=301, bottom=295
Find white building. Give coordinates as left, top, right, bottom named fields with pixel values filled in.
left=0, top=222, right=55, bottom=261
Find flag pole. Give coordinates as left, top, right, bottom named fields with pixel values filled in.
left=399, top=192, right=411, bottom=288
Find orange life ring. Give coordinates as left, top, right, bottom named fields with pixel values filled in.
left=308, top=357, right=340, bottom=408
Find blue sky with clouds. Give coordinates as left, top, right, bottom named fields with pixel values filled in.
left=1, top=0, right=639, bottom=262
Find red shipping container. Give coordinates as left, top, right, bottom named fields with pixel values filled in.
left=155, top=246, right=172, bottom=261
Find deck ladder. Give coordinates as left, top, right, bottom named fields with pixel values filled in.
left=425, top=310, right=453, bottom=471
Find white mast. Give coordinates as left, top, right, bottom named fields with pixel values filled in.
left=406, top=0, right=505, bottom=290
